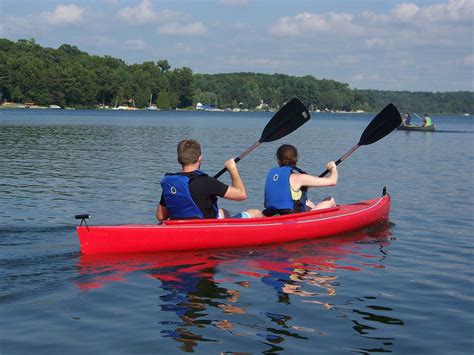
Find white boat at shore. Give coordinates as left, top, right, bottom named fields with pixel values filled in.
left=147, top=94, right=158, bottom=110
left=112, top=105, right=137, bottom=110
left=195, top=102, right=224, bottom=112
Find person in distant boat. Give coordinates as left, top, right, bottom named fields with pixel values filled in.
left=262, top=144, right=338, bottom=217
left=157, top=139, right=262, bottom=221
left=404, top=112, right=412, bottom=125
left=423, top=113, right=432, bottom=127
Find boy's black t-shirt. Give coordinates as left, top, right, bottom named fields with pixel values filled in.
left=160, top=174, right=229, bottom=218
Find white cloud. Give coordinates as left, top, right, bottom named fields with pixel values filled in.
left=393, top=3, right=420, bottom=22
left=464, top=54, right=474, bottom=66
left=359, top=10, right=390, bottom=26
left=295, top=12, right=331, bottom=32
left=390, top=0, right=473, bottom=24
left=118, top=0, right=182, bottom=25
left=0, top=4, right=86, bottom=35
left=229, top=21, right=251, bottom=31
left=124, top=39, right=147, bottom=50
left=269, top=16, right=300, bottom=36
left=219, top=0, right=249, bottom=6
left=352, top=73, right=381, bottom=82
left=39, top=4, right=85, bottom=26
left=365, top=38, right=385, bottom=48
left=269, top=0, right=472, bottom=49
left=264, top=0, right=472, bottom=90
left=118, top=0, right=156, bottom=24
left=0, top=15, right=32, bottom=35
left=334, top=55, right=360, bottom=65
left=0, top=0, right=471, bottom=91
left=88, top=35, right=117, bottom=48
left=226, top=56, right=282, bottom=69
left=175, top=42, right=193, bottom=53
left=156, top=9, right=184, bottom=22
left=269, top=12, right=361, bottom=37
left=158, top=22, right=207, bottom=36
left=398, top=55, right=415, bottom=66
left=417, top=0, right=473, bottom=22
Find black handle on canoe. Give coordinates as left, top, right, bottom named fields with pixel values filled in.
left=75, top=214, right=90, bottom=228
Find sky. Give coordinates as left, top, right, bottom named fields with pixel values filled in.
left=0, top=0, right=473, bottom=92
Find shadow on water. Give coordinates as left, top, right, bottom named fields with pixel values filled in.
left=0, top=225, right=75, bottom=247
left=0, top=225, right=73, bottom=235
left=0, top=250, right=80, bottom=306
left=76, top=223, right=404, bottom=353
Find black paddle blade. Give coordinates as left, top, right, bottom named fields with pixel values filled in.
left=259, top=98, right=310, bottom=143
left=358, top=103, right=402, bottom=146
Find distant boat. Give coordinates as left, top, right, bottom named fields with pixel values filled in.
left=48, top=104, right=62, bottom=109
left=147, top=94, right=158, bottom=110
left=112, top=97, right=137, bottom=110
left=113, top=105, right=136, bottom=110
left=397, top=124, right=436, bottom=132
left=195, top=102, right=223, bottom=111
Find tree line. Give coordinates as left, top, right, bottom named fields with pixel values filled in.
left=0, top=38, right=472, bottom=113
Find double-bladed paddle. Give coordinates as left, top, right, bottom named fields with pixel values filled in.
left=319, top=103, right=402, bottom=177
left=214, top=98, right=311, bottom=178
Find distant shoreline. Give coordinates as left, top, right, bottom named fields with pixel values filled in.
left=1, top=39, right=473, bottom=115
left=1, top=103, right=472, bottom=116
left=0, top=102, right=371, bottom=114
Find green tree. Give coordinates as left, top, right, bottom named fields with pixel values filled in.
left=169, top=67, right=195, bottom=108
left=156, top=91, right=171, bottom=109
left=1, top=38, right=472, bottom=113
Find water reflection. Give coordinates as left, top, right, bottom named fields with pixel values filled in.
left=76, top=224, right=403, bottom=353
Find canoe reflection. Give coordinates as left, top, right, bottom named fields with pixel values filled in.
left=77, top=223, right=399, bottom=352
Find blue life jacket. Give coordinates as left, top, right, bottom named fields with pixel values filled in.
left=160, top=170, right=218, bottom=219
left=264, top=166, right=307, bottom=213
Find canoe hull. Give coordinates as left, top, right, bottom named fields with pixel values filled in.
left=77, top=194, right=391, bottom=254
left=397, top=124, right=435, bottom=131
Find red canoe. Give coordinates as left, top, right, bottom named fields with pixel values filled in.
left=76, top=192, right=391, bottom=255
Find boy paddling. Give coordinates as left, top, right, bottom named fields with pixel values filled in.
left=157, top=139, right=262, bottom=221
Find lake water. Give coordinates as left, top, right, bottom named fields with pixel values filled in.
left=1, top=108, right=473, bottom=354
